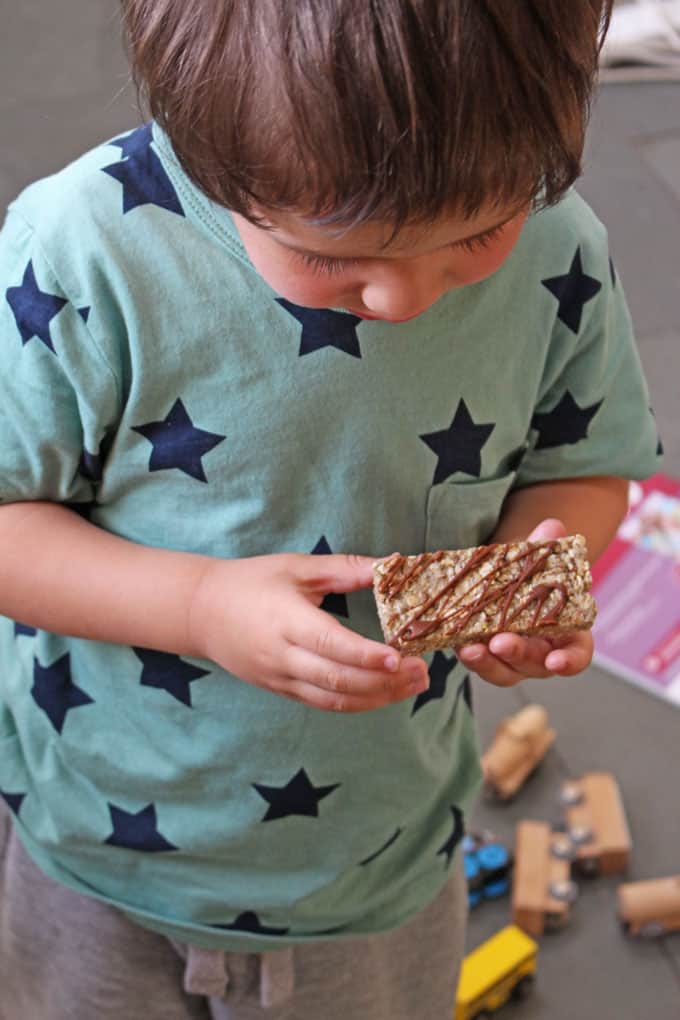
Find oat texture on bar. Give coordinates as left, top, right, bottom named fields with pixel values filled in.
left=373, top=535, right=597, bottom=655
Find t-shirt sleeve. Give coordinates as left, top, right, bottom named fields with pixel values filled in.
left=0, top=208, right=121, bottom=510
left=515, top=235, right=662, bottom=489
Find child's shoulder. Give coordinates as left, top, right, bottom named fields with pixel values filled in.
left=6, top=124, right=169, bottom=264
left=523, top=188, right=609, bottom=258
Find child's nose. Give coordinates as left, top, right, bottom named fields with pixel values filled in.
left=360, top=261, right=445, bottom=321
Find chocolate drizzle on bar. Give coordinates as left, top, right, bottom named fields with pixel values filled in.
left=377, top=541, right=568, bottom=643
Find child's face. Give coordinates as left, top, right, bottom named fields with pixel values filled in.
left=233, top=205, right=527, bottom=321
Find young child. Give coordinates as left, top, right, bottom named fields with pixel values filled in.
left=0, top=1, right=661, bottom=1017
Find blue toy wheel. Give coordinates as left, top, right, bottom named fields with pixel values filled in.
left=477, top=842, right=510, bottom=871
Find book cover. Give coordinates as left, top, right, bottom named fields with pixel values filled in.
left=591, top=473, right=680, bottom=705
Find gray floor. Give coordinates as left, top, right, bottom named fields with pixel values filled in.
left=2, top=4, right=680, bottom=1019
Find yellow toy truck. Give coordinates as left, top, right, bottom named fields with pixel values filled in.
left=455, top=924, right=539, bottom=1020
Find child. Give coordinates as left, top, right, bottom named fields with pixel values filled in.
left=0, top=1, right=661, bottom=1017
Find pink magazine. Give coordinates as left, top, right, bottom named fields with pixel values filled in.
left=591, top=474, right=680, bottom=705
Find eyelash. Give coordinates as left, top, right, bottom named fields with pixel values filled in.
left=295, top=224, right=506, bottom=276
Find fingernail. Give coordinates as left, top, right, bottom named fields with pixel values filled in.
left=464, top=650, right=483, bottom=663
left=412, top=668, right=429, bottom=688
left=385, top=654, right=400, bottom=672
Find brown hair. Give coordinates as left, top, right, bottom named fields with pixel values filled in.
left=120, top=0, right=613, bottom=229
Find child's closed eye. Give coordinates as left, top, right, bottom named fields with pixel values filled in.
left=295, top=252, right=358, bottom=276
left=448, top=224, right=505, bottom=254
left=293, top=223, right=507, bottom=276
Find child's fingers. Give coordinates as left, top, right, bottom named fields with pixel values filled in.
left=298, top=553, right=379, bottom=593
left=286, top=607, right=409, bottom=675
left=544, top=631, right=593, bottom=675
left=526, top=517, right=568, bottom=542
left=457, top=643, right=526, bottom=686
left=282, top=647, right=428, bottom=710
left=488, top=634, right=555, bottom=674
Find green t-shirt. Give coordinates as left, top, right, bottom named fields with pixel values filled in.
left=0, top=123, right=661, bottom=950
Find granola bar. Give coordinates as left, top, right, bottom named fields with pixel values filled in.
left=373, top=535, right=596, bottom=655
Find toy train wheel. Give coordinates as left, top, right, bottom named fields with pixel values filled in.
left=576, top=855, right=600, bottom=878
left=549, top=878, right=579, bottom=904
left=512, top=974, right=535, bottom=999
left=476, top=842, right=511, bottom=873
left=544, top=910, right=568, bottom=933
left=559, top=783, right=584, bottom=807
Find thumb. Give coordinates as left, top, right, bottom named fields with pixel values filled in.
left=527, top=517, right=568, bottom=542
left=303, top=553, right=378, bottom=594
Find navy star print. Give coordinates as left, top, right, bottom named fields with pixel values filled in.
left=276, top=300, right=363, bottom=358
left=102, top=124, right=184, bottom=217
left=312, top=536, right=349, bottom=617
left=531, top=391, right=603, bottom=449
left=133, top=648, right=210, bottom=707
left=80, top=428, right=115, bottom=483
left=212, top=912, right=289, bottom=936
left=6, top=261, right=67, bottom=353
left=542, top=247, right=602, bottom=334
left=105, top=802, right=178, bottom=852
left=31, top=654, right=93, bottom=733
left=412, top=652, right=457, bottom=715
left=461, top=673, right=473, bottom=713
left=254, top=767, right=340, bottom=821
left=421, top=399, right=495, bottom=483
left=437, top=805, right=465, bottom=867
left=14, top=621, right=37, bottom=637
left=359, top=827, right=403, bottom=866
left=1, top=791, right=25, bottom=816
left=132, top=398, right=226, bottom=482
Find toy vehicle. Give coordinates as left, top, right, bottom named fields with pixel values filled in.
left=617, top=875, right=680, bottom=936
left=559, top=771, right=631, bottom=877
left=480, top=704, right=556, bottom=800
left=463, top=831, right=513, bottom=908
left=511, top=820, right=578, bottom=936
left=455, top=924, right=538, bottom=1020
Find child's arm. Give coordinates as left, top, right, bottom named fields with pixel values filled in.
left=0, top=501, right=428, bottom=712
left=457, top=474, right=628, bottom=685
left=488, top=475, right=629, bottom=559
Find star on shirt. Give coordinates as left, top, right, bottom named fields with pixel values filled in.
left=542, top=247, right=602, bottom=334
left=109, top=123, right=153, bottom=159
left=1, top=791, right=25, bottom=816
left=531, top=390, right=603, bottom=449
left=79, top=428, right=115, bottom=483
left=311, top=536, right=349, bottom=617
left=105, top=802, right=178, bottom=852
left=461, top=673, right=473, bottom=713
left=412, top=652, right=457, bottom=715
left=437, top=805, right=465, bottom=867
left=6, top=260, right=67, bottom=353
left=253, top=767, right=340, bottom=821
left=420, top=399, right=495, bottom=483
left=212, top=912, right=289, bottom=935
left=133, top=648, right=210, bottom=707
left=359, top=827, right=403, bottom=866
left=132, top=398, right=226, bottom=482
left=102, top=125, right=184, bottom=217
left=14, top=621, right=37, bottom=637
left=31, top=654, right=94, bottom=733
left=276, top=300, right=363, bottom=358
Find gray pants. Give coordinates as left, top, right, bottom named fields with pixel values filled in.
left=0, top=803, right=467, bottom=1020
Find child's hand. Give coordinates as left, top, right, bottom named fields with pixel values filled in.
left=189, top=553, right=429, bottom=711
left=457, top=518, right=594, bottom=686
